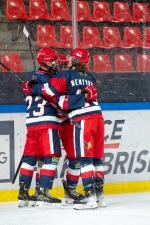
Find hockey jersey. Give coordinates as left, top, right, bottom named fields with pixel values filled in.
left=24, top=69, right=62, bottom=131
left=32, top=70, right=102, bottom=121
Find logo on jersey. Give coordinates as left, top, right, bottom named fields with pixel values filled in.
left=52, top=157, right=59, bottom=163
left=85, top=141, right=92, bottom=151
left=75, top=162, right=80, bottom=169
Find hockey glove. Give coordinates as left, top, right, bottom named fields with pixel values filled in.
left=82, top=85, right=97, bottom=102
left=22, top=81, right=33, bottom=95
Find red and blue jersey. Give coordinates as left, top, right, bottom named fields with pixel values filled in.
left=32, top=70, right=102, bottom=121
left=25, top=70, right=62, bottom=131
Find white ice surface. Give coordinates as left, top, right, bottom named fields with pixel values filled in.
left=0, top=192, right=150, bottom=225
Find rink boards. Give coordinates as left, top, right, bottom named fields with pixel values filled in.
left=0, top=103, right=150, bottom=202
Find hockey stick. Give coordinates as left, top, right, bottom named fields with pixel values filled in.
left=0, top=61, right=25, bottom=83
left=11, top=156, right=23, bottom=184
left=23, top=26, right=36, bottom=71
left=0, top=61, right=37, bottom=83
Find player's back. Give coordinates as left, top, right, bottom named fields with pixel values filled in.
left=54, top=69, right=95, bottom=94
left=25, top=70, right=62, bottom=130
left=55, top=69, right=102, bottom=121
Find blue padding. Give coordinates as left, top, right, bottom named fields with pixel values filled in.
left=0, top=102, right=150, bottom=113
left=0, top=104, right=26, bottom=113
left=101, top=102, right=150, bottom=110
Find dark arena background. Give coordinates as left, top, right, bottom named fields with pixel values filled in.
left=0, top=0, right=150, bottom=104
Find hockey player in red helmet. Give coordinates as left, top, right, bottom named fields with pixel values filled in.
left=30, top=48, right=105, bottom=209
left=66, top=48, right=90, bottom=72
left=61, top=49, right=105, bottom=209
left=70, top=48, right=90, bottom=64
left=18, top=48, right=88, bottom=206
left=18, top=47, right=62, bottom=207
left=37, top=47, right=58, bottom=74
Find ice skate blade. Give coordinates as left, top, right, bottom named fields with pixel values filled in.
left=18, top=200, right=29, bottom=207
left=61, top=198, right=74, bottom=208
left=73, top=202, right=98, bottom=210
left=63, top=197, right=74, bottom=204
left=97, top=201, right=107, bottom=208
left=29, top=200, right=37, bottom=207
left=36, top=201, right=62, bottom=208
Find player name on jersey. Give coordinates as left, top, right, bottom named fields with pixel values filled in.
left=71, top=79, right=93, bottom=87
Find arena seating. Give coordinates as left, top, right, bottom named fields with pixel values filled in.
left=143, top=28, right=150, bottom=48
left=29, top=0, right=49, bottom=20
left=50, top=0, right=71, bottom=20
left=6, top=0, right=28, bottom=20
left=60, top=26, right=81, bottom=48
left=0, top=53, right=24, bottom=72
left=83, top=27, right=102, bottom=48
left=132, top=3, right=150, bottom=23
left=93, top=1, right=112, bottom=22
left=37, top=25, right=59, bottom=48
left=60, top=26, right=73, bottom=48
left=113, top=2, right=132, bottom=22
left=123, top=27, right=143, bottom=48
left=93, top=55, right=113, bottom=72
left=77, top=1, right=92, bottom=21
left=36, top=25, right=150, bottom=50
left=3, top=0, right=150, bottom=72
left=114, top=54, right=134, bottom=72
left=5, top=0, right=150, bottom=23
left=103, top=27, right=122, bottom=48
left=137, top=54, right=150, bottom=72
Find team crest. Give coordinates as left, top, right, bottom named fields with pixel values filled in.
left=85, top=141, right=92, bottom=150
left=52, top=157, right=59, bottom=163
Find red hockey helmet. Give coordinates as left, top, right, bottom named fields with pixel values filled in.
left=37, top=48, right=58, bottom=65
left=58, top=54, right=68, bottom=65
left=70, top=48, right=90, bottom=64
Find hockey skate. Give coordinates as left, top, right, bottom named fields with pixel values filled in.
left=36, top=188, right=61, bottom=207
left=95, top=183, right=106, bottom=208
left=18, top=182, right=30, bottom=207
left=62, top=179, right=84, bottom=205
left=73, top=189, right=98, bottom=210
left=29, top=186, right=39, bottom=207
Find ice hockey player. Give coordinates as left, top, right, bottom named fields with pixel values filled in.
left=18, top=48, right=63, bottom=207
left=29, top=48, right=106, bottom=209
left=54, top=53, right=101, bottom=206
left=57, top=54, right=85, bottom=204
left=20, top=50, right=92, bottom=207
